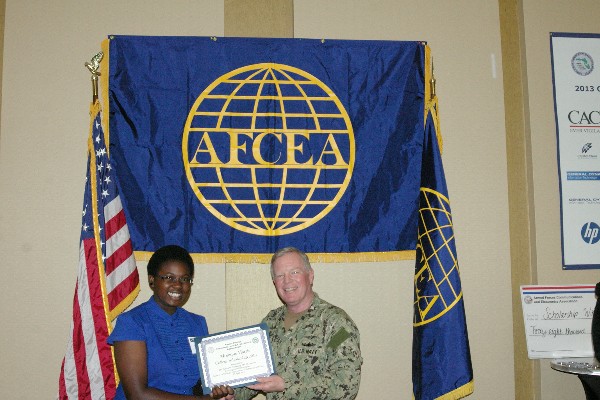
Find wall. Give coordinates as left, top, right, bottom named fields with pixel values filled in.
left=294, top=1, right=514, bottom=398
left=0, top=0, right=544, bottom=398
left=521, top=1, right=600, bottom=399
left=0, top=1, right=225, bottom=398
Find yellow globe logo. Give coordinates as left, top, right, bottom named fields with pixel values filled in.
left=182, top=63, right=355, bottom=236
left=413, top=188, right=463, bottom=326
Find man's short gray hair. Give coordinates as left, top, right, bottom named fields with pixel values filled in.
left=270, top=247, right=312, bottom=279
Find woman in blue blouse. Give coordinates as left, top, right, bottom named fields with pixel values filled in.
left=108, top=245, right=233, bottom=400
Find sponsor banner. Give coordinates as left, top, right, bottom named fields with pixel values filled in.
left=551, top=33, right=600, bottom=269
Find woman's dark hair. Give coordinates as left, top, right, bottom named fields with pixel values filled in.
left=147, top=245, right=194, bottom=277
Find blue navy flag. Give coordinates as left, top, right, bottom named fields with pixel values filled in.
left=412, top=50, right=473, bottom=399
left=104, top=36, right=424, bottom=261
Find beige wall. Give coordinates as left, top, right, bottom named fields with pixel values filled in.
left=0, top=1, right=226, bottom=398
left=295, top=1, right=513, bottom=398
left=0, top=1, right=598, bottom=399
left=522, top=1, right=600, bottom=399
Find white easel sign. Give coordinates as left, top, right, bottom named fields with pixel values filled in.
left=521, top=285, right=596, bottom=359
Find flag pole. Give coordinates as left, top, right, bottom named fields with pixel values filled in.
left=85, top=51, right=103, bottom=103
left=429, top=57, right=436, bottom=100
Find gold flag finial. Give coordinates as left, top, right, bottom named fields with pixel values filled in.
left=85, top=51, right=103, bottom=103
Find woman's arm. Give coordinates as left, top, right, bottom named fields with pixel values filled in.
left=114, top=341, right=233, bottom=400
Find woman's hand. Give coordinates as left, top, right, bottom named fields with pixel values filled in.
left=210, top=385, right=235, bottom=399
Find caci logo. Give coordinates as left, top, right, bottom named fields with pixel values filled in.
left=581, top=222, right=600, bottom=244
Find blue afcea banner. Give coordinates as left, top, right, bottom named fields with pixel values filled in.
left=412, top=93, right=474, bottom=399
left=103, top=36, right=474, bottom=399
left=105, top=36, right=425, bottom=258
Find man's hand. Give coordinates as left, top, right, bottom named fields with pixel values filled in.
left=247, top=375, right=285, bottom=393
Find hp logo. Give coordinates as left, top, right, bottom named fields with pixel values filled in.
left=581, top=222, right=600, bottom=244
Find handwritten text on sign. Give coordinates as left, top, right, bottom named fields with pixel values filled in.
left=521, top=285, right=596, bottom=359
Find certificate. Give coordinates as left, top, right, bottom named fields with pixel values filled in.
left=193, top=323, right=276, bottom=394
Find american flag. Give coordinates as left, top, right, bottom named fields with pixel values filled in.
left=59, top=104, right=140, bottom=399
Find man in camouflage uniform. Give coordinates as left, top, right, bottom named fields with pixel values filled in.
left=234, top=247, right=362, bottom=400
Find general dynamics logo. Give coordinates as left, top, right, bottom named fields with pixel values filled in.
left=182, top=63, right=355, bottom=236
left=569, top=197, right=600, bottom=205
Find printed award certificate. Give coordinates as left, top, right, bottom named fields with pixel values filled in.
left=194, top=323, right=276, bottom=394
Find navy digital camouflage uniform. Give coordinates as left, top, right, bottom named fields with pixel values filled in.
left=234, top=293, right=362, bottom=400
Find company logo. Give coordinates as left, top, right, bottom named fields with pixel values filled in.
left=572, top=52, right=594, bottom=76
left=182, top=63, right=355, bottom=236
left=568, top=110, right=600, bottom=125
left=581, top=222, right=600, bottom=244
left=567, top=171, right=600, bottom=180
left=578, top=142, right=598, bottom=159
left=569, top=197, right=600, bottom=205
left=413, top=188, right=462, bottom=326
